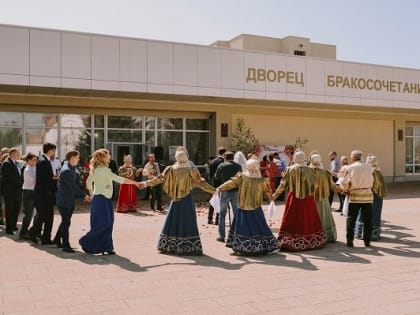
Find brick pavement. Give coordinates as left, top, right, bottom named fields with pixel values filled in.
left=1, top=182, right=420, bottom=315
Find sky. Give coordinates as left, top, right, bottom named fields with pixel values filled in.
left=0, top=0, right=419, bottom=69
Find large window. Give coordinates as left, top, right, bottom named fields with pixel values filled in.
left=0, top=112, right=210, bottom=167
left=406, top=126, right=420, bottom=174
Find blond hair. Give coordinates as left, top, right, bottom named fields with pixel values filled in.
left=90, top=149, right=110, bottom=171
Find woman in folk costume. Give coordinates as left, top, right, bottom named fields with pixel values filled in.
left=116, top=155, right=140, bottom=213
left=309, top=154, right=338, bottom=243
left=272, top=151, right=326, bottom=251
left=355, top=154, right=387, bottom=241
left=80, top=149, right=141, bottom=255
left=142, top=147, right=216, bottom=255
left=217, top=157, right=279, bottom=255
left=233, top=151, right=247, bottom=172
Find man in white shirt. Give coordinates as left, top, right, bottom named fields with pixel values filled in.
left=19, top=153, right=38, bottom=239
left=339, top=150, right=374, bottom=248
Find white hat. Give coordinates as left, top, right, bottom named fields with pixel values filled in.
left=293, top=150, right=306, bottom=166
left=366, top=154, right=378, bottom=166
left=310, top=153, right=323, bottom=168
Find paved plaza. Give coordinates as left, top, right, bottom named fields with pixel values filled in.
left=1, top=182, right=420, bottom=315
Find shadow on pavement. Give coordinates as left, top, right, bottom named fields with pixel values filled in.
left=27, top=242, right=146, bottom=272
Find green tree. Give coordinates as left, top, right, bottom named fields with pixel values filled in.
left=231, top=117, right=259, bottom=154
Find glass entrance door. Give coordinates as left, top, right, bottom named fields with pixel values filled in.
left=108, top=143, right=150, bottom=167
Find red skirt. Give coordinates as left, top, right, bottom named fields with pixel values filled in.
left=278, top=192, right=326, bottom=251
left=116, top=183, right=137, bottom=213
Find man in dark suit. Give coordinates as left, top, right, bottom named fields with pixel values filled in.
left=53, top=150, right=90, bottom=253
left=29, top=143, right=57, bottom=245
left=207, top=147, right=226, bottom=224
left=1, top=147, right=22, bottom=234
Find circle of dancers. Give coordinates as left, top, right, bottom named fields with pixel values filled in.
left=1, top=144, right=386, bottom=256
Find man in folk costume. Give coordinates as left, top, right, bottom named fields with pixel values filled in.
left=339, top=150, right=374, bottom=247
left=354, top=154, right=387, bottom=241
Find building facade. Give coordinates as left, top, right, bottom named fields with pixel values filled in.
left=1, top=24, right=420, bottom=181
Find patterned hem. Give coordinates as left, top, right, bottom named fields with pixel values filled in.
left=226, top=233, right=279, bottom=255
left=158, top=234, right=203, bottom=255
left=278, top=230, right=326, bottom=251
left=116, top=203, right=137, bottom=213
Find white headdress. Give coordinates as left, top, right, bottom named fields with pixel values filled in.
left=310, top=153, right=323, bottom=169
left=244, top=158, right=261, bottom=178
left=293, top=150, right=307, bottom=166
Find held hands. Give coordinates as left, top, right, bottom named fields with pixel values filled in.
left=135, top=181, right=146, bottom=190
left=84, top=195, right=92, bottom=203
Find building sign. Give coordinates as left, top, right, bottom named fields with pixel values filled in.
left=246, top=68, right=304, bottom=86
left=245, top=67, right=420, bottom=96
left=327, top=75, right=420, bottom=94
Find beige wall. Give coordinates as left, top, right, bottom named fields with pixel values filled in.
left=233, top=113, right=394, bottom=177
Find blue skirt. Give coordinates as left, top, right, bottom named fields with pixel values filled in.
left=158, top=193, right=202, bottom=255
left=79, top=195, right=114, bottom=254
left=226, top=207, right=279, bottom=255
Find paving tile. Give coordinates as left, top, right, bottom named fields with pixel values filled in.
left=1, top=183, right=420, bottom=314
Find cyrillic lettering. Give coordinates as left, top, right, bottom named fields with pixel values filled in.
left=286, top=71, right=294, bottom=84
left=389, top=81, right=396, bottom=93
left=296, top=72, right=304, bottom=87
left=257, top=69, right=266, bottom=81
left=266, top=70, right=276, bottom=82
left=366, top=79, right=374, bottom=90
left=374, top=80, right=382, bottom=91
left=277, top=71, right=286, bottom=82
left=327, top=75, right=335, bottom=87
left=357, top=78, right=366, bottom=89
left=246, top=68, right=257, bottom=83
left=382, top=80, right=389, bottom=91
left=343, top=77, right=350, bottom=88
left=403, top=83, right=410, bottom=93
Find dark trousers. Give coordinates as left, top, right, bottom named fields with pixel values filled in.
left=4, top=189, right=22, bottom=233
left=20, top=189, right=35, bottom=236
left=54, top=206, right=74, bottom=248
left=30, top=193, right=54, bottom=242
left=151, top=184, right=162, bottom=210
left=207, top=205, right=219, bottom=224
left=346, top=202, right=373, bottom=244
left=328, top=176, right=339, bottom=206
left=338, top=193, right=345, bottom=211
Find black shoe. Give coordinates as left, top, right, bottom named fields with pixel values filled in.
left=29, top=236, right=40, bottom=244
left=53, top=239, right=63, bottom=248
left=13, top=226, right=19, bottom=231
left=41, top=239, right=54, bottom=245
left=6, top=230, right=15, bottom=235
left=346, top=241, right=354, bottom=247
left=216, top=237, right=225, bottom=243
left=207, top=220, right=213, bottom=225
left=19, top=233, right=30, bottom=240
left=364, top=242, right=371, bottom=247
left=63, top=247, right=76, bottom=253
